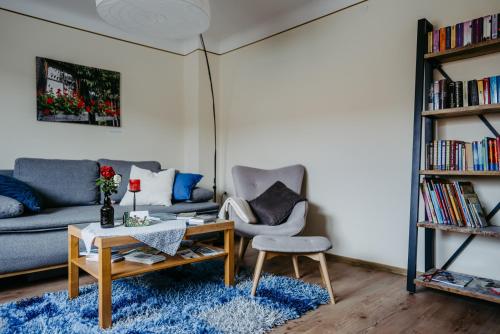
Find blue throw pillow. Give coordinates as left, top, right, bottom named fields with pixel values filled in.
left=173, top=173, right=203, bottom=201
left=0, top=175, right=42, bottom=212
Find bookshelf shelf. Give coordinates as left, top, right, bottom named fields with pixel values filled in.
left=417, top=222, right=500, bottom=238
left=415, top=269, right=500, bottom=304
left=424, top=38, right=500, bottom=63
left=419, top=170, right=500, bottom=177
left=422, top=104, right=500, bottom=119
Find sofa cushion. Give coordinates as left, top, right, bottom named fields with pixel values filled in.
left=98, top=159, right=161, bottom=203
left=14, top=158, right=100, bottom=208
left=188, top=187, right=214, bottom=203
left=0, top=195, right=24, bottom=218
left=0, top=175, right=43, bottom=212
left=0, top=202, right=219, bottom=233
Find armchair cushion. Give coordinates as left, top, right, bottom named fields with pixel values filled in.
left=249, top=181, right=305, bottom=226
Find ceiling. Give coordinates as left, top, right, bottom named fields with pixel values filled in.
left=0, top=0, right=362, bottom=55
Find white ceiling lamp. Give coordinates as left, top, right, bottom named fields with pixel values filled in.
left=95, top=0, right=211, bottom=39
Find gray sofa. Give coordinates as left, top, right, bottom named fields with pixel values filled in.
left=0, top=158, right=218, bottom=276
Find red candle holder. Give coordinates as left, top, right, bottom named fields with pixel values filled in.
left=129, top=179, right=141, bottom=211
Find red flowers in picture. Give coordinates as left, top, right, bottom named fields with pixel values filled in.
left=36, top=57, right=120, bottom=127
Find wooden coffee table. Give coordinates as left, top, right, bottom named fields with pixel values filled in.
left=68, top=220, right=234, bottom=329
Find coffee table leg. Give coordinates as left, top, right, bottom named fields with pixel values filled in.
left=98, top=247, right=112, bottom=329
left=68, top=233, right=79, bottom=299
left=224, top=228, right=234, bottom=286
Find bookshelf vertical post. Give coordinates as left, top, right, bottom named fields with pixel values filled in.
left=407, top=18, right=433, bottom=293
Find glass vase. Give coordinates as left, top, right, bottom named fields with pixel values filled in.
left=100, top=195, right=114, bottom=228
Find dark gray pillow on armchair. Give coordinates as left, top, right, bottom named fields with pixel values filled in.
left=249, top=181, right=305, bottom=226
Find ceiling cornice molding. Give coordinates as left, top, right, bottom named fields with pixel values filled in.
left=0, top=0, right=368, bottom=57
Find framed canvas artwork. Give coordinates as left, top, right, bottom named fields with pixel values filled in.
left=36, top=57, right=120, bottom=127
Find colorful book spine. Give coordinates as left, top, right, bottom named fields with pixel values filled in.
left=445, top=26, right=452, bottom=49
left=491, top=76, right=498, bottom=104
left=451, top=25, right=456, bottom=48
left=493, top=14, right=498, bottom=39
left=440, top=27, right=446, bottom=51
left=433, top=29, right=440, bottom=52
left=464, top=20, right=472, bottom=46
left=478, top=80, right=485, bottom=105
left=483, top=77, right=490, bottom=104
left=427, top=31, right=433, bottom=53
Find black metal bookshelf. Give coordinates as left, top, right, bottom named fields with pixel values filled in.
left=407, top=19, right=500, bottom=303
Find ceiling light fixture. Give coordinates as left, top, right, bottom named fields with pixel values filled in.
left=95, top=0, right=211, bottom=39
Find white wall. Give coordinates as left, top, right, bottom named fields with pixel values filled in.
left=0, top=9, right=185, bottom=170
left=216, top=0, right=500, bottom=278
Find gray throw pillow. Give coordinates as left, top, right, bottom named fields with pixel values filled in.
left=0, top=195, right=24, bottom=219
left=248, top=181, right=305, bottom=226
left=188, top=187, right=214, bottom=203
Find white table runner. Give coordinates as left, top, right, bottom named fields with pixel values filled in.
left=81, top=220, right=186, bottom=256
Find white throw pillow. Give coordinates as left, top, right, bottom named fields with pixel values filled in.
left=119, top=165, right=176, bottom=207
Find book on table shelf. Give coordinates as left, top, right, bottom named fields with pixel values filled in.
left=420, top=178, right=487, bottom=228
left=427, top=13, right=499, bottom=55
left=427, top=75, right=500, bottom=111
left=425, top=137, right=500, bottom=171
left=80, top=249, right=125, bottom=263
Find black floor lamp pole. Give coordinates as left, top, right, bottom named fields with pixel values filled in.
left=200, top=34, right=217, bottom=203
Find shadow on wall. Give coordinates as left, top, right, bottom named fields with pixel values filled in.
left=301, top=169, right=334, bottom=246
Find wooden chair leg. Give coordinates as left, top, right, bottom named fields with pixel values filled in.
left=318, top=252, right=335, bottom=304
left=235, top=236, right=250, bottom=275
left=292, top=255, right=300, bottom=279
left=251, top=251, right=266, bottom=296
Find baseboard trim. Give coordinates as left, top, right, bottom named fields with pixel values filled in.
left=0, top=264, right=67, bottom=279
left=325, top=253, right=408, bottom=277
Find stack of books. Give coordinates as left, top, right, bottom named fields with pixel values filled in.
left=425, top=137, right=500, bottom=171
left=427, top=13, right=499, bottom=54
left=427, top=75, right=500, bottom=110
left=420, top=179, right=487, bottom=227
left=80, top=249, right=124, bottom=263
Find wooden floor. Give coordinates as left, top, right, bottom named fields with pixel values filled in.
left=1, top=247, right=500, bottom=333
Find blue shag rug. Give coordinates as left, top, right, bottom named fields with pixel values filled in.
left=0, top=260, right=329, bottom=333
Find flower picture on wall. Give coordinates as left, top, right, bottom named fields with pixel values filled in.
left=36, top=57, right=120, bottom=127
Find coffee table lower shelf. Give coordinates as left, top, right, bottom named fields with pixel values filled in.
left=415, top=269, right=500, bottom=304
left=73, top=247, right=227, bottom=280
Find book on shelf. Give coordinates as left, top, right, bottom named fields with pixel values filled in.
left=420, top=178, right=487, bottom=228
left=425, top=137, right=500, bottom=171
left=426, top=12, right=500, bottom=54
left=176, top=245, right=223, bottom=259
left=80, top=249, right=125, bottom=263
left=426, top=75, right=500, bottom=111
left=428, top=270, right=473, bottom=288
left=124, top=251, right=166, bottom=265
left=187, top=214, right=217, bottom=225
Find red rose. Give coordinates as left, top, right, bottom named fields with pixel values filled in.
left=47, top=97, right=54, bottom=104
left=77, top=100, right=85, bottom=109
left=105, top=100, right=112, bottom=107
left=86, top=106, right=91, bottom=113
left=90, top=99, right=96, bottom=106
left=100, top=166, right=115, bottom=179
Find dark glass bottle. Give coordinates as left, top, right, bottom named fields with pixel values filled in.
left=100, top=195, right=114, bottom=228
